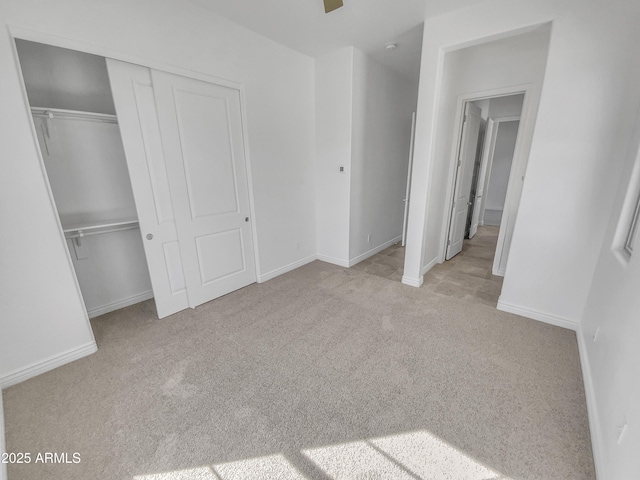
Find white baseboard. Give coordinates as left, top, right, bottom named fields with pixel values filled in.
left=257, top=254, right=317, bottom=283
left=0, top=393, right=6, bottom=480
left=576, top=326, right=606, bottom=480
left=401, top=275, right=423, bottom=287
left=316, top=254, right=350, bottom=268
left=348, top=236, right=402, bottom=267
left=421, top=257, right=439, bottom=276
left=497, top=298, right=578, bottom=331
left=87, top=290, right=153, bottom=319
left=0, top=341, right=97, bottom=390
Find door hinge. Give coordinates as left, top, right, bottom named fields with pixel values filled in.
left=447, top=239, right=451, bottom=246
left=463, top=114, right=468, bottom=123
left=457, top=160, right=462, bottom=167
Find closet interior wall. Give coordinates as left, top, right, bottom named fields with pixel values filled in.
left=16, top=39, right=153, bottom=318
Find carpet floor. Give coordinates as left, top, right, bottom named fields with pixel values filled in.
left=3, top=258, right=594, bottom=479
left=354, top=226, right=504, bottom=307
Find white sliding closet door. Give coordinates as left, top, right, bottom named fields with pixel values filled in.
left=107, top=59, right=257, bottom=315
left=151, top=70, right=256, bottom=308
left=107, top=60, right=189, bottom=318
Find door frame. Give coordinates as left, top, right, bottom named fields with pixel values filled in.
left=8, top=27, right=262, bottom=316
left=8, top=33, right=94, bottom=334
left=440, top=85, right=531, bottom=276
left=402, top=112, right=417, bottom=247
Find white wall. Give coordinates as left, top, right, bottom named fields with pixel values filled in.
left=349, top=48, right=416, bottom=262
left=405, top=0, right=640, bottom=475
left=488, top=94, right=524, bottom=119
left=580, top=112, right=640, bottom=479
left=0, top=0, right=316, bottom=384
left=315, top=47, right=353, bottom=266
left=15, top=39, right=115, bottom=114
left=315, top=47, right=417, bottom=266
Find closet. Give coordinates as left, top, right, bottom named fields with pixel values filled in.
left=16, top=39, right=258, bottom=321
left=17, top=40, right=153, bottom=318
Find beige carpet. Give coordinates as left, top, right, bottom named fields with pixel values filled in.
left=354, top=226, right=504, bottom=307
left=3, top=260, right=594, bottom=479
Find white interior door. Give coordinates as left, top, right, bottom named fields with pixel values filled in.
left=469, top=118, right=494, bottom=238
left=402, top=112, right=416, bottom=247
left=446, top=102, right=482, bottom=259
left=151, top=70, right=256, bottom=308
left=107, top=60, right=189, bottom=318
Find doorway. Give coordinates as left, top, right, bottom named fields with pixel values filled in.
left=444, top=93, right=524, bottom=276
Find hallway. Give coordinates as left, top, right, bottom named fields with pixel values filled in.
left=353, top=226, right=503, bottom=306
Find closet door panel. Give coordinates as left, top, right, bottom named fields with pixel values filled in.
left=133, top=83, right=175, bottom=225
left=106, top=59, right=189, bottom=318
left=174, top=90, right=239, bottom=219
left=151, top=70, right=257, bottom=308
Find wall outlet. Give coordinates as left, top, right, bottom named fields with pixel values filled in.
left=367, top=234, right=371, bottom=243
left=339, top=165, right=346, bottom=173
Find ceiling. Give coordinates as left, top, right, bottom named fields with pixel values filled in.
left=190, top=0, right=484, bottom=83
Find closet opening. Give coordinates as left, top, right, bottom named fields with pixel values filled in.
left=15, top=39, right=154, bottom=319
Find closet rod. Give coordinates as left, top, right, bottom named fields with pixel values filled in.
left=64, top=224, right=139, bottom=239
left=31, top=107, right=118, bottom=124
left=63, top=219, right=139, bottom=239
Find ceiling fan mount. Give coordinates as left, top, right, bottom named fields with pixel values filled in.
left=323, top=0, right=344, bottom=14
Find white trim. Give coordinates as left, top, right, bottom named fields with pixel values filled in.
left=576, top=326, right=606, bottom=480
left=421, top=257, right=439, bottom=276
left=492, top=266, right=506, bottom=277
left=0, top=393, right=6, bottom=480
left=496, top=298, right=578, bottom=331
left=257, top=255, right=317, bottom=283
left=236, top=82, right=262, bottom=285
left=348, top=236, right=402, bottom=267
left=0, top=342, right=97, bottom=390
left=402, top=112, right=417, bottom=247
left=87, top=290, right=153, bottom=318
left=402, top=275, right=424, bottom=287
left=317, top=255, right=350, bottom=268
left=9, top=26, right=244, bottom=92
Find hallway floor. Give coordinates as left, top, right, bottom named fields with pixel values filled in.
left=352, top=226, right=504, bottom=306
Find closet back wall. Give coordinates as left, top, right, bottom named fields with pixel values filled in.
left=0, top=0, right=316, bottom=386
left=18, top=41, right=153, bottom=319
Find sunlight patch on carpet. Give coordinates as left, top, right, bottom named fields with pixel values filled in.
left=214, top=454, right=305, bottom=480
left=303, top=430, right=503, bottom=479
left=370, top=430, right=502, bottom=479
left=134, top=466, right=218, bottom=479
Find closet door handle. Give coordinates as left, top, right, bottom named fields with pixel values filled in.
left=146, top=233, right=154, bottom=240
